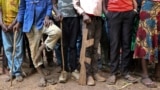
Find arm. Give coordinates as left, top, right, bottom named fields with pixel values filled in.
left=13, top=0, right=25, bottom=31
left=72, top=0, right=91, bottom=23
left=44, top=0, right=54, bottom=27
left=0, top=7, right=7, bottom=31
left=52, top=0, right=59, bottom=16
left=0, top=7, right=3, bottom=25
left=102, top=0, right=108, bottom=15
left=17, top=0, right=26, bottom=23
left=72, top=0, right=84, bottom=15
left=46, top=0, right=53, bottom=18
left=52, top=0, right=62, bottom=21
left=133, top=0, right=138, bottom=12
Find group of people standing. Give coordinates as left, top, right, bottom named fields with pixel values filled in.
left=0, top=0, right=160, bottom=88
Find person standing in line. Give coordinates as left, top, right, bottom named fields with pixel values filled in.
left=73, top=0, right=106, bottom=86
left=52, top=0, right=80, bottom=83
left=0, top=0, right=24, bottom=82
left=14, top=0, right=61, bottom=87
left=133, top=0, right=160, bottom=88
left=103, top=0, right=138, bottom=85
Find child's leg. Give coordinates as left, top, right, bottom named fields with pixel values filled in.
left=154, top=62, right=160, bottom=81
left=141, top=59, right=157, bottom=88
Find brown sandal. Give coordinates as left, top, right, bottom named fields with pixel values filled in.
left=141, top=77, right=157, bottom=88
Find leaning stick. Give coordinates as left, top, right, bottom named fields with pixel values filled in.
left=79, top=22, right=94, bottom=85
left=60, top=21, right=66, bottom=78
left=10, top=30, right=18, bottom=86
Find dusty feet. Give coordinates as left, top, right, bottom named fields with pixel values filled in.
left=106, top=75, right=116, bottom=85
left=141, top=77, right=157, bottom=88
left=16, top=75, right=23, bottom=82
left=38, top=77, right=47, bottom=87
left=36, top=66, right=50, bottom=87
left=5, top=75, right=15, bottom=82
left=42, top=69, right=50, bottom=76
left=47, top=78, right=57, bottom=85
left=124, top=74, right=138, bottom=83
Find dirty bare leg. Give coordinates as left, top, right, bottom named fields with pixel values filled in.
left=37, top=66, right=47, bottom=87
left=35, top=44, right=51, bottom=87
left=35, top=44, right=50, bottom=76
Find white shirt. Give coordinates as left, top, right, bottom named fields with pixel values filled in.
left=73, top=0, right=102, bottom=16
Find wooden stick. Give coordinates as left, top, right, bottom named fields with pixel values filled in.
left=118, top=83, right=133, bottom=90
left=10, top=31, right=18, bottom=86
left=60, top=21, right=66, bottom=77
left=78, top=22, right=94, bottom=85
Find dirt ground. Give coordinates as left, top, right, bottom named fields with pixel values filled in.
left=0, top=52, right=160, bottom=90
left=0, top=61, right=160, bottom=90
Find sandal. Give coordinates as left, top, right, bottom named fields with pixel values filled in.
left=124, top=74, right=138, bottom=83
left=141, top=77, right=157, bottom=88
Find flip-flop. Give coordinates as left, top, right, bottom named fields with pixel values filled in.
left=124, top=74, right=138, bottom=83
left=141, top=77, right=157, bottom=88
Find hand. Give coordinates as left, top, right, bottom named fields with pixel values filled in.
left=104, top=10, right=108, bottom=17
left=54, top=12, right=63, bottom=22
left=44, top=16, right=53, bottom=27
left=7, top=23, right=15, bottom=32
left=13, top=22, right=21, bottom=32
left=0, top=23, right=8, bottom=32
left=82, top=13, right=91, bottom=24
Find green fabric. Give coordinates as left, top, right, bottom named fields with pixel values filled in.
left=131, top=16, right=139, bottom=51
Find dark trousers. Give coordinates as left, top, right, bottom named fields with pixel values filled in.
left=107, top=10, right=135, bottom=75
left=85, top=16, right=102, bottom=76
left=62, top=17, right=80, bottom=72
left=43, top=35, right=53, bottom=63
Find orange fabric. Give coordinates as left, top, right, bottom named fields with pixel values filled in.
left=107, top=0, right=133, bottom=12
left=153, top=0, right=160, bottom=2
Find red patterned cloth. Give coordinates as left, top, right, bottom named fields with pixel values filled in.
left=133, top=0, right=160, bottom=63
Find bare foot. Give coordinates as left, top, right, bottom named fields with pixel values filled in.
left=38, top=77, right=46, bottom=87
left=141, top=77, right=157, bottom=88
left=47, top=78, right=57, bottom=85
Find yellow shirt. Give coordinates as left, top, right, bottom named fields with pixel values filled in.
left=0, top=0, right=19, bottom=25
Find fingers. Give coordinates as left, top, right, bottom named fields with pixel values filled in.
left=49, top=20, right=53, bottom=26
left=2, top=25, right=8, bottom=32
left=13, top=26, right=17, bottom=32
left=13, top=25, right=19, bottom=32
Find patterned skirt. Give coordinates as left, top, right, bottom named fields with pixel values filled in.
left=133, top=0, right=160, bottom=63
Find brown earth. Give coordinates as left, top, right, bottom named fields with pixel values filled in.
left=0, top=51, right=159, bottom=90
left=0, top=61, right=160, bottom=90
